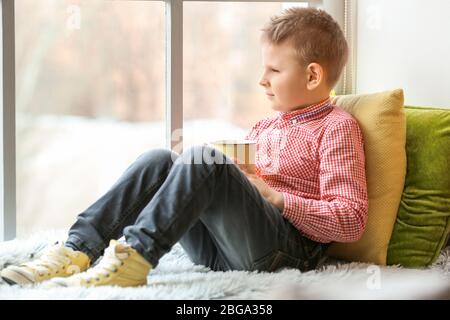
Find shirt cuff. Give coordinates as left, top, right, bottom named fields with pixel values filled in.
left=281, top=192, right=306, bottom=226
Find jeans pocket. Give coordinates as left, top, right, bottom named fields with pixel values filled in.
left=251, top=250, right=303, bottom=272
left=250, top=251, right=278, bottom=272
left=269, top=251, right=303, bottom=272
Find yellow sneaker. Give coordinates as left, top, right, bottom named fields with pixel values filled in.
left=47, top=240, right=152, bottom=287
left=0, top=242, right=90, bottom=286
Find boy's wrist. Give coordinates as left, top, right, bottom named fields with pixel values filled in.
left=268, top=190, right=284, bottom=211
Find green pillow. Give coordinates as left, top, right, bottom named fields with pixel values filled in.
left=387, top=106, right=450, bottom=267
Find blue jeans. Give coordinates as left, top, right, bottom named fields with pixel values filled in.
left=66, top=145, right=330, bottom=272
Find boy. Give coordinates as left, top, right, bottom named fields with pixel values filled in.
left=1, top=7, right=368, bottom=287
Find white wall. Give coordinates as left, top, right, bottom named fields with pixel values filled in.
left=356, top=0, right=450, bottom=108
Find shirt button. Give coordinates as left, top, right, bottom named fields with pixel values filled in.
left=291, top=119, right=297, bottom=124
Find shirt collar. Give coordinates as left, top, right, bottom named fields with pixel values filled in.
left=278, top=97, right=333, bottom=125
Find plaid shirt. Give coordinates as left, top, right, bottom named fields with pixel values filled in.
left=246, top=97, right=368, bottom=243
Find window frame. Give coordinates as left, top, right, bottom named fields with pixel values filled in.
left=1, top=0, right=16, bottom=241
left=1, top=0, right=337, bottom=241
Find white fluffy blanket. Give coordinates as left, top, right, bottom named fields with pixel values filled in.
left=0, top=230, right=449, bottom=300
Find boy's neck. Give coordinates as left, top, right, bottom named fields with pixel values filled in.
left=287, top=95, right=331, bottom=113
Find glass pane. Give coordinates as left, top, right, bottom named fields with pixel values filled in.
left=15, top=0, right=165, bottom=236
left=183, top=2, right=308, bottom=147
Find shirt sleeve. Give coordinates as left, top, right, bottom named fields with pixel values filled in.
left=281, top=119, right=369, bottom=243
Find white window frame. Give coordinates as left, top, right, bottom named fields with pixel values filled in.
left=1, top=0, right=350, bottom=241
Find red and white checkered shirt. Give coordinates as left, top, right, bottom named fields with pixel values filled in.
left=246, top=97, right=368, bottom=243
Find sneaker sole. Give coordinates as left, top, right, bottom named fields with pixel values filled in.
left=0, top=269, right=34, bottom=286
left=1, top=276, right=17, bottom=286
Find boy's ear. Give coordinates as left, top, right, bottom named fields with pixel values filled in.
left=306, top=63, right=324, bottom=90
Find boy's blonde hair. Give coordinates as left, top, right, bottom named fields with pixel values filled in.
left=261, top=7, right=348, bottom=88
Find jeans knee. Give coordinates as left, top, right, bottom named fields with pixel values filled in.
left=136, top=148, right=179, bottom=169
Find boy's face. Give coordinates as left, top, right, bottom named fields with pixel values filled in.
left=259, top=41, right=313, bottom=112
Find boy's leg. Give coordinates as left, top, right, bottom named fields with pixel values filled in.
left=65, top=148, right=181, bottom=261
left=1, top=146, right=230, bottom=286
left=178, top=221, right=225, bottom=271
left=124, top=145, right=329, bottom=272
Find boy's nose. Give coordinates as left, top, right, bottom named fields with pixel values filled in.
left=259, top=76, right=269, bottom=87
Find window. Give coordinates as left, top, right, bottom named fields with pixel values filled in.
left=1, top=0, right=318, bottom=240
left=15, top=0, right=165, bottom=235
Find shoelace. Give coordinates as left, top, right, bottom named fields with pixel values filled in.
left=22, top=245, right=74, bottom=277
left=70, top=244, right=129, bottom=283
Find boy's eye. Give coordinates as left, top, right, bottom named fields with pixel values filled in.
left=271, top=68, right=279, bottom=73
